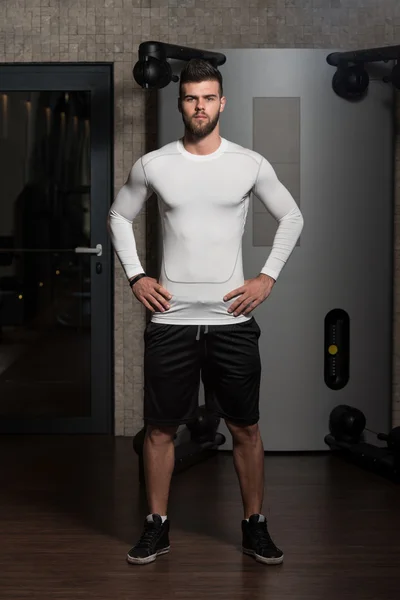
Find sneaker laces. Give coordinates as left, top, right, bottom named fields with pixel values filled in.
left=135, top=523, right=161, bottom=549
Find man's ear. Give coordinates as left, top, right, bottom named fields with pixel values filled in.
left=177, top=97, right=182, bottom=113
left=220, top=96, right=226, bottom=113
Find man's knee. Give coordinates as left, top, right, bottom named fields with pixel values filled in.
left=225, top=420, right=260, bottom=443
left=146, top=423, right=179, bottom=444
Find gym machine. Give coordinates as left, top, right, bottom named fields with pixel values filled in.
left=326, top=44, right=400, bottom=100
left=132, top=41, right=226, bottom=90
left=325, top=405, right=400, bottom=483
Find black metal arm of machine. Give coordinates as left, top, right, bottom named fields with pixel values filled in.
left=133, top=40, right=226, bottom=89
left=327, top=44, right=400, bottom=67
left=326, top=44, right=400, bottom=100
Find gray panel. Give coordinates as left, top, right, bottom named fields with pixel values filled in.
left=253, top=97, right=300, bottom=247
left=253, top=97, right=300, bottom=163
left=253, top=213, right=280, bottom=248
left=158, top=50, right=394, bottom=452
left=269, top=163, right=300, bottom=198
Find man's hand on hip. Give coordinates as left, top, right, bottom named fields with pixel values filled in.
left=223, top=273, right=275, bottom=317
left=131, top=276, right=172, bottom=313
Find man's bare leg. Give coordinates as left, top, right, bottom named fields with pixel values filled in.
left=225, top=421, right=264, bottom=518
left=143, top=424, right=178, bottom=515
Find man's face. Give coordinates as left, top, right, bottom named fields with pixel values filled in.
left=179, top=80, right=226, bottom=139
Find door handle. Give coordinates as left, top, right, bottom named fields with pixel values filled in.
left=74, top=244, right=102, bottom=256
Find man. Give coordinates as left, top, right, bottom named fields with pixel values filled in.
left=108, top=59, right=304, bottom=566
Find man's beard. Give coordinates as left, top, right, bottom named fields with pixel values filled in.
left=182, top=110, right=220, bottom=139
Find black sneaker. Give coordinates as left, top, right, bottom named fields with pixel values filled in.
left=242, top=514, right=284, bottom=565
left=126, top=514, right=170, bottom=565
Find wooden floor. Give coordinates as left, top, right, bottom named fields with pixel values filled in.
left=0, top=435, right=399, bottom=600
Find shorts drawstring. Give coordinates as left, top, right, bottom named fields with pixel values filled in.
left=196, top=324, right=209, bottom=341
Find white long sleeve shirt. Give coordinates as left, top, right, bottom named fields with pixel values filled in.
left=108, top=136, right=304, bottom=325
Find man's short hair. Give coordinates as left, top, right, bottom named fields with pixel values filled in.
left=179, top=59, right=223, bottom=98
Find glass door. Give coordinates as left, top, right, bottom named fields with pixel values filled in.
left=0, top=65, right=113, bottom=433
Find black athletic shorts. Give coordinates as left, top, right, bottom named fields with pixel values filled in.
left=143, top=316, right=262, bottom=427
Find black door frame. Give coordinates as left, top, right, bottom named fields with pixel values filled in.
left=0, top=63, right=114, bottom=434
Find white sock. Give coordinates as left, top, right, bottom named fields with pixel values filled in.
left=246, top=514, right=265, bottom=522
left=146, top=513, right=167, bottom=524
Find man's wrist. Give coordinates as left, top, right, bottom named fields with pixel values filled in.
left=129, top=273, right=147, bottom=287
left=258, top=272, right=276, bottom=283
